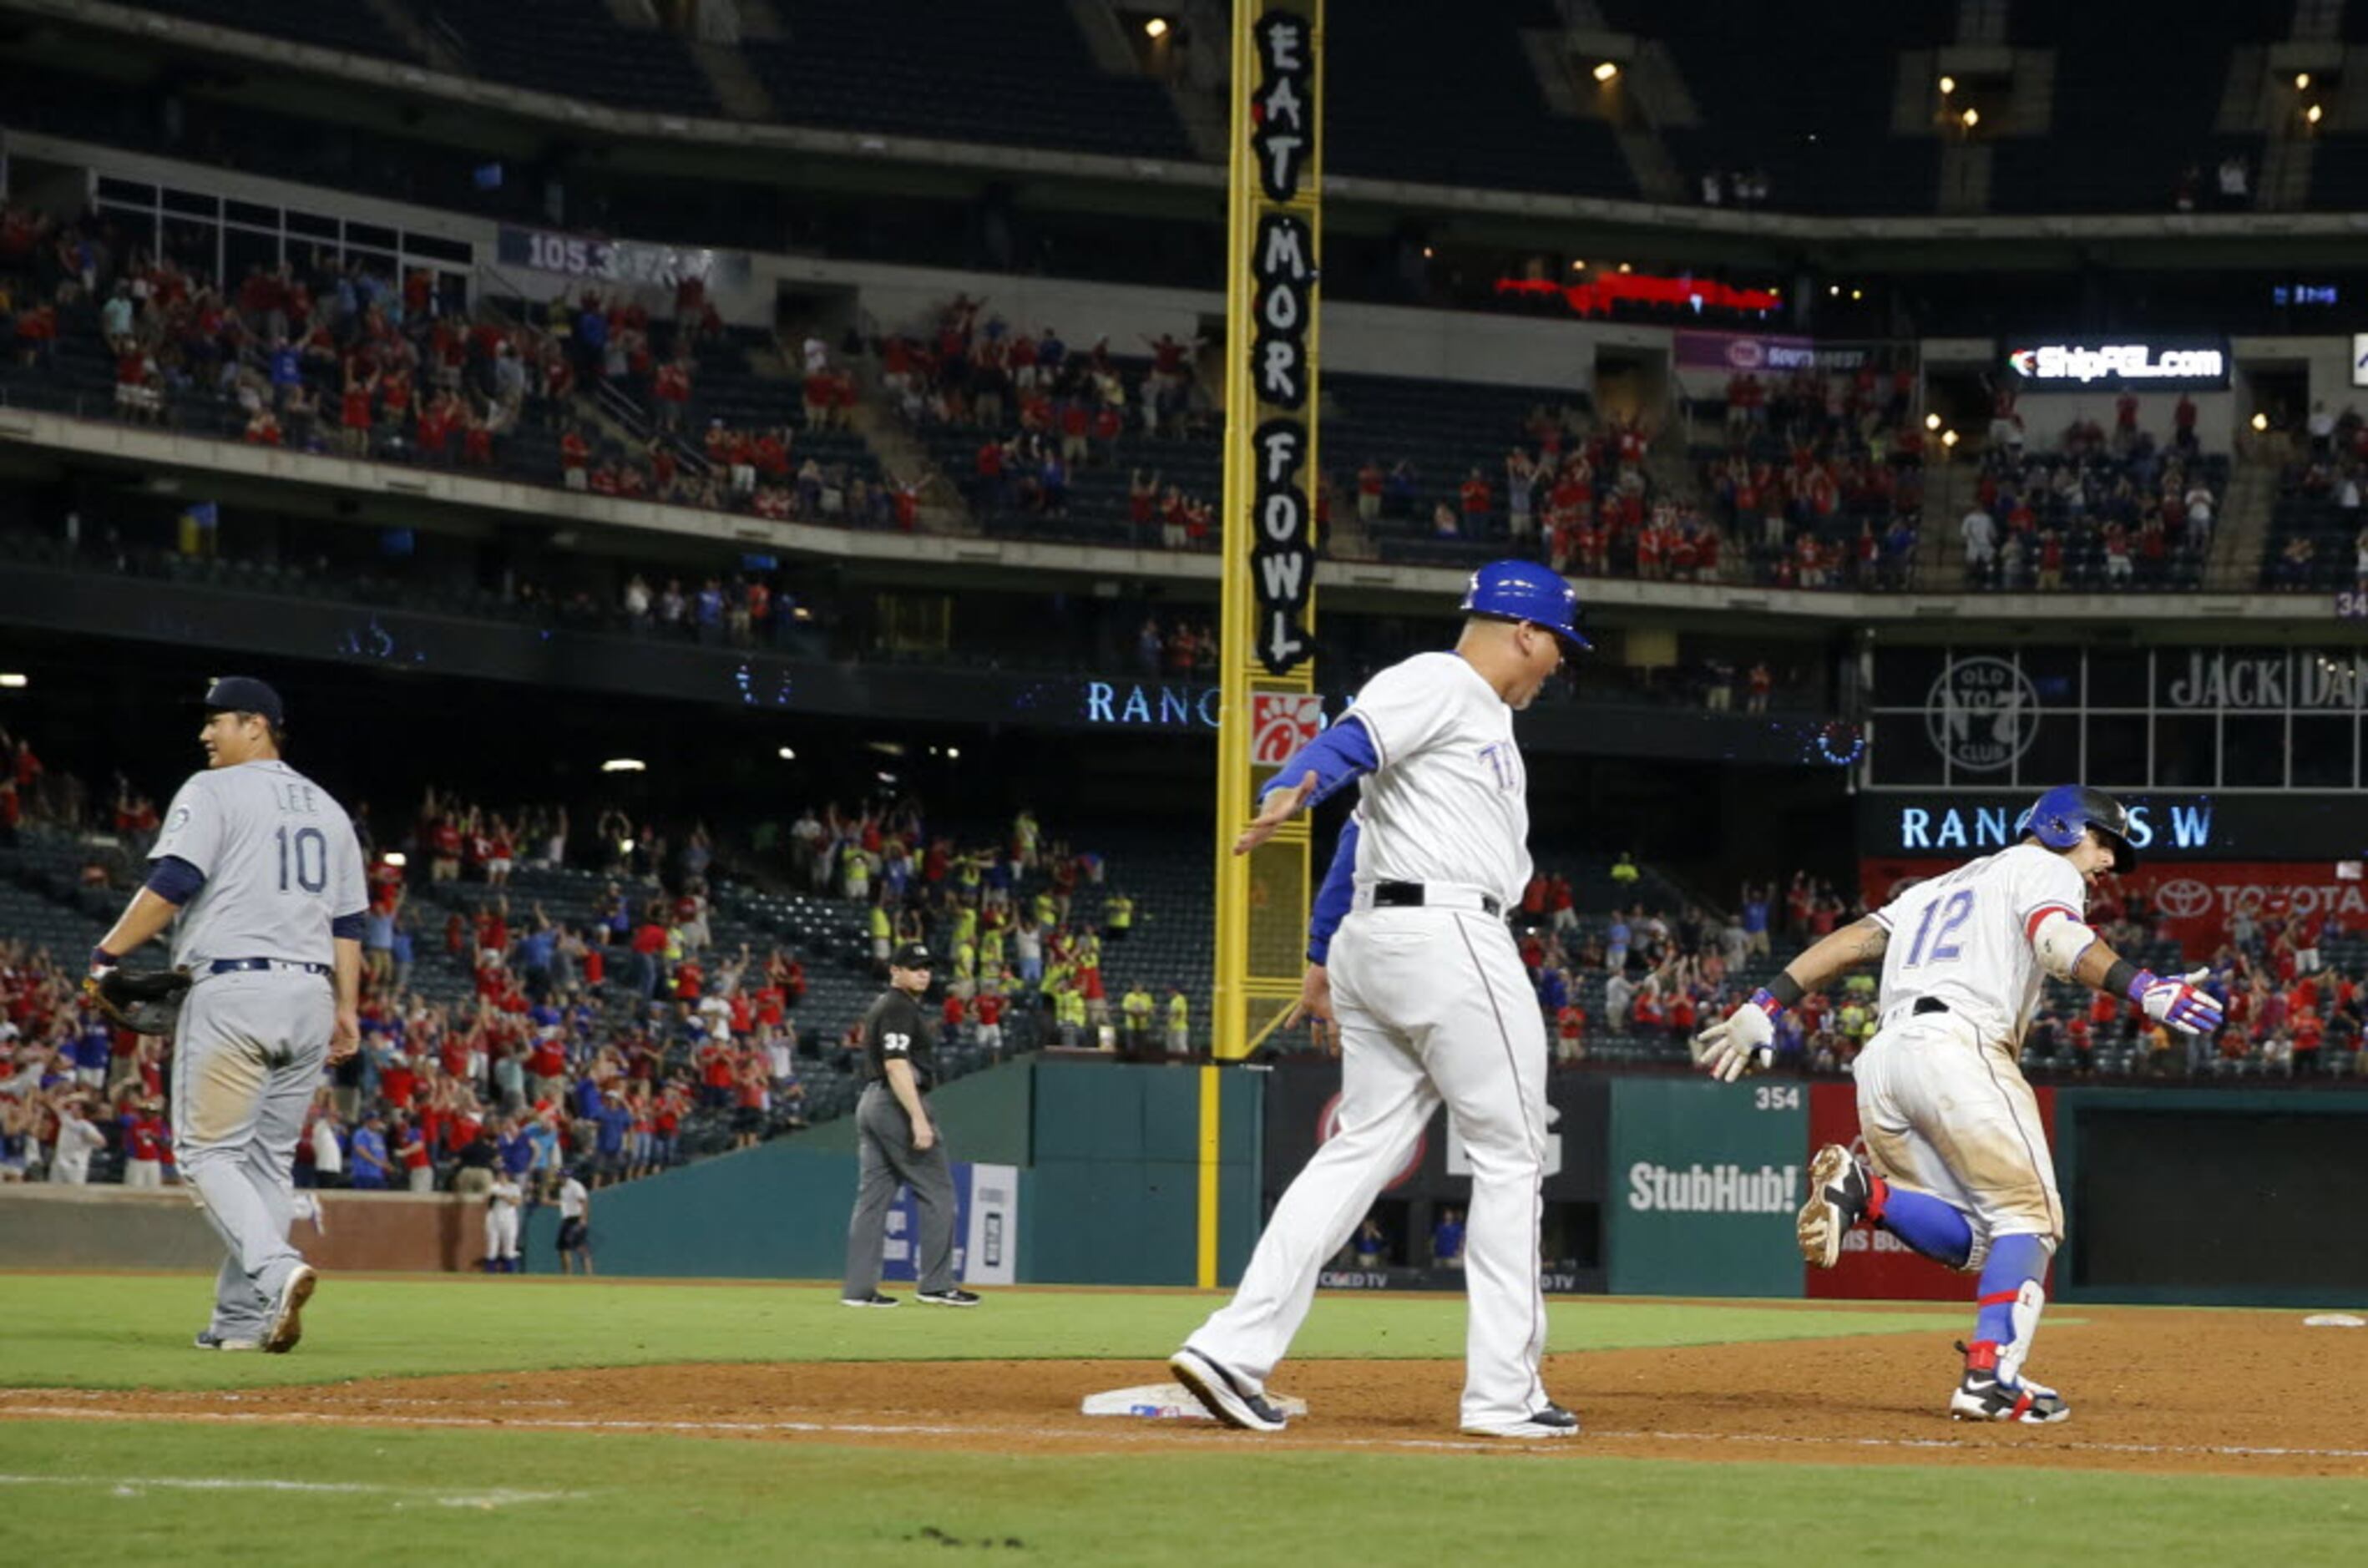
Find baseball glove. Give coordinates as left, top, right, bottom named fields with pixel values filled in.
left=86, top=968, right=193, bottom=1036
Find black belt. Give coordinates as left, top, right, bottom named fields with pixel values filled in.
left=1371, top=882, right=1504, bottom=918
left=1913, top=997, right=1950, bottom=1016
left=206, top=958, right=331, bottom=976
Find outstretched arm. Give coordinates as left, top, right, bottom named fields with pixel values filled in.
left=1696, top=916, right=1888, bottom=1083
left=2032, top=910, right=2224, bottom=1034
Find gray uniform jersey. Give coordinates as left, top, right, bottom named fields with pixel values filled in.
left=149, top=760, right=367, bottom=968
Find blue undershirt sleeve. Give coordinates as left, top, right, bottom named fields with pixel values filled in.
left=1258, top=715, right=1379, bottom=812
left=331, top=913, right=367, bottom=941
left=143, top=855, right=205, bottom=907
left=1307, top=817, right=1362, bottom=965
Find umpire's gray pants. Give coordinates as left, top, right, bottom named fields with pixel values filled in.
left=841, top=1082, right=958, bottom=1297
left=171, top=970, right=333, bottom=1338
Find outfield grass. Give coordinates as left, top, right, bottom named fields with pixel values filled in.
left=3, top=1419, right=2364, bottom=1566
left=0, top=1273, right=1976, bottom=1391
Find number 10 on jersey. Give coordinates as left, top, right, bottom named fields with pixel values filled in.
left=277, top=826, right=328, bottom=893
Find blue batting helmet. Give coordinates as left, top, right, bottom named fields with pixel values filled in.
left=2015, top=784, right=2136, bottom=873
left=1460, top=559, right=1591, bottom=650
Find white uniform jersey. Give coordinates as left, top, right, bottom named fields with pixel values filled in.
left=1870, top=843, right=2086, bottom=1048
left=149, top=759, right=367, bottom=969
left=489, top=1176, right=524, bottom=1211
left=1344, top=652, right=1530, bottom=908
left=559, top=1177, right=589, bottom=1220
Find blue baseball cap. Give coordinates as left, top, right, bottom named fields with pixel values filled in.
left=1460, top=559, right=1591, bottom=651
left=198, top=676, right=285, bottom=727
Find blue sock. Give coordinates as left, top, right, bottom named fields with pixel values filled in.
left=1873, top=1181, right=1973, bottom=1268
left=1974, top=1233, right=2052, bottom=1348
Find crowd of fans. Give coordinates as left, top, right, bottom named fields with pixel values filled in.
left=0, top=200, right=921, bottom=538
left=885, top=295, right=1221, bottom=540
left=787, top=802, right=1192, bottom=1059
left=0, top=747, right=1217, bottom=1202
left=1958, top=390, right=2220, bottom=591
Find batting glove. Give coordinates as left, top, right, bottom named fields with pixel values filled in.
left=2128, top=968, right=2224, bottom=1036
left=1697, top=989, right=1779, bottom=1083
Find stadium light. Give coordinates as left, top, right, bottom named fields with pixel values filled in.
left=777, top=746, right=796, bottom=760
left=0, top=673, right=24, bottom=688
left=1617, top=261, right=1632, bottom=273
left=1422, top=246, right=1434, bottom=258
left=2295, top=72, right=2311, bottom=91
left=601, top=758, right=646, bottom=773
left=1144, top=17, right=1169, bottom=39
left=1571, top=259, right=1586, bottom=271
left=1961, top=106, right=1980, bottom=129
left=1940, top=429, right=1961, bottom=448
left=1850, top=288, right=1865, bottom=301
left=620, top=838, right=635, bottom=855
left=1829, top=284, right=1841, bottom=296
left=382, top=852, right=407, bottom=867
left=1938, top=75, right=1956, bottom=95
left=948, top=746, right=962, bottom=760
left=2251, top=412, right=2270, bottom=432
left=2307, top=104, right=2325, bottom=124
left=1925, top=412, right=1943, bottom=430
left=1592, top=61, right=1620, bottom=83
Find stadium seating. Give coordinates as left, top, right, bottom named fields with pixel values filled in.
left=432, top=0, right=721, bottom=117
left=2261, top=481, right=2365, bottom=592
left=1323, top=0, right=1634, bottom=200
left=1596, top=0, right=1948, bottom=215
left=1990, top=5, right=2282, bottom=216
left=741, top=0, right=1194, bottom=161
left=116, top=0, right=421, bottom=64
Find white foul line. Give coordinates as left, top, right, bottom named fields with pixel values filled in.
left=3, top=1402, right=2366, bottom=1465
left=0, top=1473, right=581, bottom=1507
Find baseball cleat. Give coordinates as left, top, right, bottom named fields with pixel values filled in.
left=1798, top=1143, right=1870, bottom=1268
left=1950, top=1341, right=2069, bottom=1424
left=840, top=1291, right=901, bottom=1308
left=1169, top=1344, right=1289, bottom=1433
left=192, top=1331, right=260, bottom=1352
left=262, top=1264, right=316, bottom=1354
left=915, top=1288, right=982, bottom=1308
left=1461, top=1403, right=1581, bottom=1439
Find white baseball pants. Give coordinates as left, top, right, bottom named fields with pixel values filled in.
left=1854, top=1012, right=2063, bottom=1271
left=484, top=1206, right=520, bottom=1262
left=1185, top=904, right=1552, bottom=1428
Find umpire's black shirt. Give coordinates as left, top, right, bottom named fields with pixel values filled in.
left=860, top=988, right=938, bottom=1090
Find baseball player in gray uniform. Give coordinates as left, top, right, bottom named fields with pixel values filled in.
left=90, top=677, right=365, bottom=1353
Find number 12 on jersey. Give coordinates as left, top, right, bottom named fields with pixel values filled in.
left=1902, top=888, right=1974, bottom=968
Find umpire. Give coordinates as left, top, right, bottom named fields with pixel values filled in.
left=840, top=942, right=980, bottom=1308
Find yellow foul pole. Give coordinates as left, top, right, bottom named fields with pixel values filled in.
left=1202, top=0, right=1323, bottom=1289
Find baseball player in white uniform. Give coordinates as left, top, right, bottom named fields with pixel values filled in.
left=91, top=677, right=366, bottom=1353
left=1698, top=785, right=2224, bottom=1423
left=484, top=1171, right=524, bottom=1272
left=1171, top=561, right=1591, bottom=1439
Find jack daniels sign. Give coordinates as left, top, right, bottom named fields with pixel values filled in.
left=1242, top=6, right=1318, bottom=675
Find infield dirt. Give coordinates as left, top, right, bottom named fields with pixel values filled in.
left=7, top=1308, right=2360, bottom=1478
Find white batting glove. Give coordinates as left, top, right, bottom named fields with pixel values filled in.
left=1696, top=991, right=1779, bottom=1083
left=2128, top=967, right=2224, bottom=1036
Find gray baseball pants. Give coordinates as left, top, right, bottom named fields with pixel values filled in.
left=171, top=970, right=333, bottom=1339
left=841, top=1082, right=958, bottom=1297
